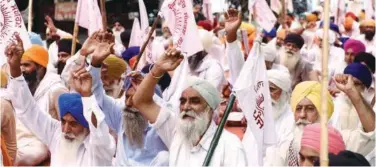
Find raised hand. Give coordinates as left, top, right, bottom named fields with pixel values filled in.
left=71, top=62, right=92, bottom=97
left=224, top=8, right=242, bottom=43
left=334, top=74, right=357, bottom=95
left=5, top=35, right=24, bottom=77
left=155, top=48, right=184, bottom=72
left=91, top=31, right=115, bottom=67
left=45, top=15, right=59, bottom=40
left=80, top=31, right=100, bottom=56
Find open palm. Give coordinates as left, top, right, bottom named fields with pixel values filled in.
left=224, top=8, right=242, bottom=43
left=5, top=35, right=24, bottom=67
left=155, top=49, right=184, bottom=72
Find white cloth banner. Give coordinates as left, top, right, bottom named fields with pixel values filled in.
left=250, top=0, right=277, bottom=32
left=75, top=0, right=102, bottom=36
left=160, top=0, right=203, bottom=56
left=365, top=0, right=375, bottom=19
left=129, top=18, right=143, bottom=47
left=0, top=0, right=31, bottom=66
left=234, top=40, right=276, bottom=166
left=202, top=0, right=214, bottom=22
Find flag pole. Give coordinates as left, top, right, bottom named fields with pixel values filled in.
left=27, top=0, right=33, bottom=32
left=132, top=15, right=161, bottom=71
left=100, top=0, right=108, bottom=30
left=71, top=23, right=79, bottom=56
left=320, top=0, right=330, bottom=166
left=203, top=94, right=236, bottom=166
left=281, top=0, right=286, bottom=29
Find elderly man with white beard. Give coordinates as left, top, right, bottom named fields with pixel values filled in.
left=279, top=33, right=319, bottom=88
left=5, top=36, right=115, bottom=166
left=74, top=31, right=169, bottom=166
left=264, top=79, right=375, bottom=166
left=132, top=48, right=247, bottom=166
left=267, top=69, right=294, bottom=143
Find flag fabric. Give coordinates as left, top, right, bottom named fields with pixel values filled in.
left=138, top=0, right=149, bottom=32
left=202, top=0, right=214, bottom=22
left=336, top=0, right=346, bottom=25
left=129, top=18, right=143, bottom=47
left=270, top=0, right=282, bottom=14
left=75, top=0, right=102, bottom=36
left=365, top=0, right=375, bottom=19
left=249, top=0, right=277, bottom=32
left=234, top=40, right=277, bottom=166
left=0, top=0, right=31, bottom=66
left=160, top=0, right=204, bottom=56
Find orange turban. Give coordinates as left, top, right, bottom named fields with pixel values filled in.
left=22, top=45, right=49, bottom=68
left=306, top=14, right=318, bottom=22
left=358, top=11, right=365, bottom=21
left=277, top=29, right=287, bottom=39
left=361, top=19, right=376, bottom=27
left=0, top=70, right=7, bottom=88
left=129, top=56, right=138, bottom=69
left=344, top=17, right=354, bottom=30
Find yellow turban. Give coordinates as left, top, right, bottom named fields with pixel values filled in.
left=361, top=19, right=376, bottom=27
left=344, top=17, right=354, bottom=30
left=240, top=22, right=256, bottom=37
left=291, top=81, right=334, bottom=119
left=22, top=45, right=49, bottom=68
left=0, top=70, right=8, bottom=88
left=103, top=55, right=127, bottom=80
left=358, top=11, right=365, bottom=22
left=306, top=14, right=318, bottom=22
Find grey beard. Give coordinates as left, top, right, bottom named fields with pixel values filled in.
left=123, top=108, right=148, bottom=149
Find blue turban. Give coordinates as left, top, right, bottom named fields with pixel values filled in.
left=344, top=63, right=372, bottom=88
left=29, top=32, right=44, bottom=46
left=263, top=28, right=277, bottom=38
left=58, top=93, right=89, bottom=128
left=122, top=46, right=140, bottom=62
left=320, top=22, right=340, bottom=35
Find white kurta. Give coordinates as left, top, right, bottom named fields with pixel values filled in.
left=356, top=34, right=376, bottom=56
left=151, top=108, right=248, bottom=166
left=190, top=56, right=226, bottom=92
left=8, top=75, right=116, bottom=166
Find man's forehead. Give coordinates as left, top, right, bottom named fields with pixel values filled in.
left=62, top=113, right=77, bottom=122
left=269, top=82, right=280, bottom=89
left=181, top=87, right=204, bottom=99
left=297, top=98, right=315, bottom=106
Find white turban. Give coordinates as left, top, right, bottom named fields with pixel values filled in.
left=262, top=44, right=277, bottom=62
left=183, top=76, right=221, bottom=109
left=267, top=69, right=292, bottom=92
left=198, top=29, right=214, bottom=53
left=315, top=29, right=336, bottom=45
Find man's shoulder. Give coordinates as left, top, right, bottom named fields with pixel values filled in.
left=219, top=129, right=244, bottom=149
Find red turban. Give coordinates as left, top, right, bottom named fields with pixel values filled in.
left=197, top=20, right=213, bottom=31
left=301, top=123, right=345, bottom=155
left=345, top=12, right=357, bottom=21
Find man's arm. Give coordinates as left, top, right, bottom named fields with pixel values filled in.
left=335, top=74, right=375, bottom=132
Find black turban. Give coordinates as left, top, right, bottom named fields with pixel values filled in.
left=57, top=39, right=82, bottom=55
left=284, top=33, right=305, bottom=49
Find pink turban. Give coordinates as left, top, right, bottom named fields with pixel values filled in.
left=344, top=39, right=366, bottom=55
left=301, top=123, right=345, bottom=155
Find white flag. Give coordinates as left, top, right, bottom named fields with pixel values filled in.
left=249, top=0, right=277, bottom=32
left=0, top=0, right=31, bottom=66
left=75, top=0, right=102, bottom=35
left=336, top=0, right=346, bottom=25
left=160, top=0, right=203, bottom=56
left=234, top=41, right=276, bottom=166
left=365, top=0, right=375, bottom=19
left=270, top=0, right=282, bottom=14
left=138, top=0, right=149, bottom=32
left=202, top=0, right=214, bottom=22
left=129, top=18, right=143, bottom=47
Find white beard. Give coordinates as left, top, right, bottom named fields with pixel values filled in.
left=177, top=107, right=211, bottom=147
left=272, top=92, right=289, bottom=120
left=54, top=133, right=86, bottom=165
left=280, top=48, right=300, bottom=72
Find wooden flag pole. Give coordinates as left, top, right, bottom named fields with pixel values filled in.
left=100, top=0, right=108, bottom=30
left=132, top=15, right=161, bottom=71
left=320, top=0, right=330, bottom=166
left=27, top=0, right=33, bottom=32
left=281, top=0, right=286, bottom=28
left=71, top=23, right=79, bottom=56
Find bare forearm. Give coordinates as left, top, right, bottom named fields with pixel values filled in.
left=133, top=66, right=165, bottom=123
left=349, top=89, right=375, bottom=132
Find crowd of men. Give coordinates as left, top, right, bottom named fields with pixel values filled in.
left=0, top=2, right=375, bottom=166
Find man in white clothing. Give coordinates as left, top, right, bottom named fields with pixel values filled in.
left=267, top=69, right=294, bottom=143
left=356, top=19, right=376, bottom=55
left=5, top=35, right=115, bottom=166
left=132, top=47, right=247, bottom=166
left=15, top=44, right=68, bottom=165
left=264, top=79, right=375, bottom=166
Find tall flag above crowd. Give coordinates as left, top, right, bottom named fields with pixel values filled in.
left=75, top=0, right=102, bottom=35
left=0, top=0, right=31, bottom=66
